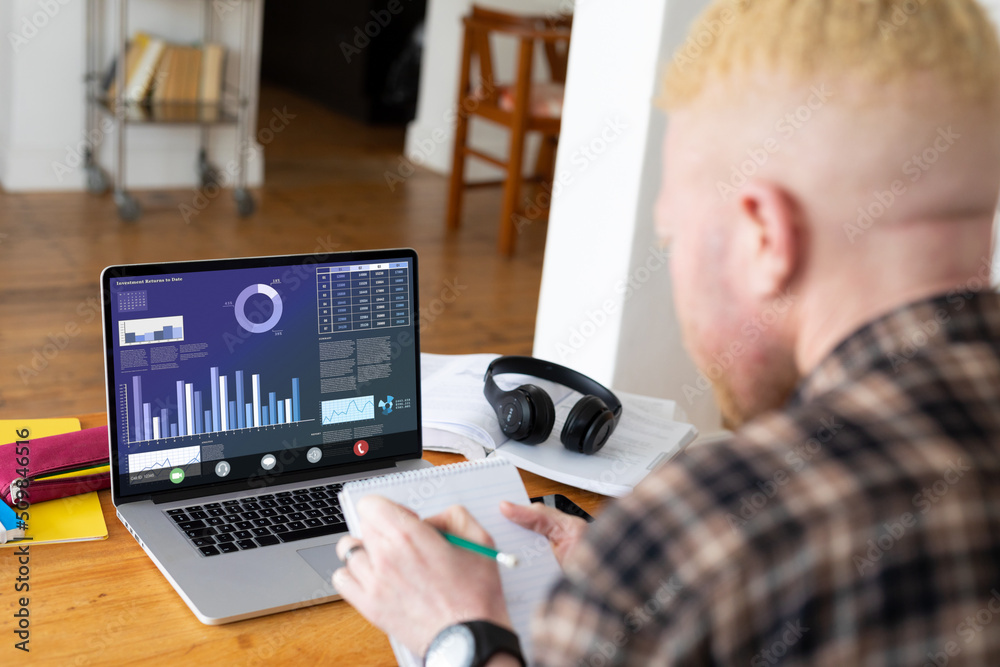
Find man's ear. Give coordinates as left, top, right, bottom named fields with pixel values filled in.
left=734, top=180, right=801, bottom=298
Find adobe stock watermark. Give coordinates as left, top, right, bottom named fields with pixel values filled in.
left=384, top=82, right=495, bottom=192
left=554, top=244, right=671, bottom=360
left=512, top=116, right=629, bottom=236
left=884, top=308, right=951, bottom=373
left=577, top=575, right=685, bottom=667
left=212, top=0, right=243, bottom=18
left=222, top=235, right=342, bottom=353
left=885, top=265, right=995, bottom=373
left=843, top=126, right=960, bottom=243
left=515, top=452, right=640, bottom=569
left=716, top=85, right=833, bottom=201
left=923, top=588, right=1000, bottom=667
left=10, top=428, right=31, bottom=653
left=543, top=0, right=586, bottom=21
left=179, top=106, right=297, bottom=223
left=7, top=0, right=71, bottom=53
left=52, top=98, right=139, bottom=183
left=681, top=290, right=796, bottom=405
left=879, top=0, right=929, bottom=38
left=419, top=278, right=468, bottom=335
left=750, top=619, right=809, bottom=666
left=853, top=457, right=969, bottom=575
left=671, top=0, right=746, bottom=73
left=725, top=415, right=843, bottom=532
left=17, top=296, right=103, bottom=385
left=340, top=0, right=418, bottom=63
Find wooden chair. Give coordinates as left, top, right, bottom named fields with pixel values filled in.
left=445, top=5, right=572, bottom=256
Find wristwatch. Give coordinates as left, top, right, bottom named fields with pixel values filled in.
left=424, top=620, right=526, bottom=667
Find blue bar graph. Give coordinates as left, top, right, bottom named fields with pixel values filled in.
left=210, top=367, right=221, bottom=433
left=176, top=381, right=186, bottom=437
left=119, top=315, right=185, bottom=346
left=127, top=371, right=305, bottom=443
left=292, top=378, right=301, bottom=422
left=194, top=391, right=203, bottom=434
left=133, top=376, right=144, bottom=442
left=236, top=370, right=245, bottom=429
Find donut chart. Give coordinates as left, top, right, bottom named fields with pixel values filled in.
left=235, top=284, right=283, bottom=333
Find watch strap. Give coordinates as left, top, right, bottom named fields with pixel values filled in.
left=466, top=621, right=525, bottom=667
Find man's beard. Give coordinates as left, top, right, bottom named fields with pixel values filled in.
left=709, top=355, right=799, bottom=430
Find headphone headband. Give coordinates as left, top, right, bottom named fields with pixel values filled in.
left=484, top=356, right=622, bottom=424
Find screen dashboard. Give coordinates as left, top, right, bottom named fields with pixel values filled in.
left=103, top=251, right=421, bottom=499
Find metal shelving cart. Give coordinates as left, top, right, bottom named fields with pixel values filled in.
left=84, top=0, right=260, bottom=220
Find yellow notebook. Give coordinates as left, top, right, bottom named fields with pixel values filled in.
left=0, top=419, right=109, bottom=547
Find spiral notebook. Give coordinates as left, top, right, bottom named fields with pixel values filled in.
left=338, top=458, right=562, bottom=666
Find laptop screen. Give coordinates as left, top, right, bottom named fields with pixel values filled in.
left=101, top=249, right=422, bottom=501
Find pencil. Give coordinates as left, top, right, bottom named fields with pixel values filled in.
left=440, top=531, right=519, bottom=568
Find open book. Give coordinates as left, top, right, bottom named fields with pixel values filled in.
left=338, top=458, right=562, bottom=667
left=420, top=353, right=698, bottom=497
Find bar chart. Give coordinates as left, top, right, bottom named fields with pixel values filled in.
left=119, top=315, right=185, bottom=346
left=125, top=369, right=304, bottom=444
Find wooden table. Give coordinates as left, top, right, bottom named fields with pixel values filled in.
left=1, top=413, right=607, bottom=666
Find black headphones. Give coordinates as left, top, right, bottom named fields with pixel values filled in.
left=483, top=356, right=623, bottom=455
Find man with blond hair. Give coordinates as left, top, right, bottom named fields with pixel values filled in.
left=332, top=1, right=1000, bottom=664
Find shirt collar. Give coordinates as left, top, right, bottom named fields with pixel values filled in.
left=790, top=289, right=1000, bottom=406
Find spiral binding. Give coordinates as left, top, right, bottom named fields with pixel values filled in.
left=341, top=457, right=509, bottom=492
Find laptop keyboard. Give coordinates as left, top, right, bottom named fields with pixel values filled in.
left=165, top=482, right=350, bottom=557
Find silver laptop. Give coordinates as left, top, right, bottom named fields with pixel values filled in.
left=100, top=249, right=427, bottom=624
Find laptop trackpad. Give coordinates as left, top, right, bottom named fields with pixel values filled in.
left=298, top=541, right=347, bottom=583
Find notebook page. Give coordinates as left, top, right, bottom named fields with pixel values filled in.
left=339, top=459, right=562, bottom=666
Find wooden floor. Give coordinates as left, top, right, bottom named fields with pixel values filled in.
left=0, top=85, right=548, bottom=420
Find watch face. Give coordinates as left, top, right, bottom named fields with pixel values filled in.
left=426, top=624, right=475, bottom=667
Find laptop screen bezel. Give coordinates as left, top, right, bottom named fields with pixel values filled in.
left=101, top=248, right=422, bottom=506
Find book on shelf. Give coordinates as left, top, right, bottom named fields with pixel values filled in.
left=420, top=353, right=698, bottom=497
left=104, top=33, right=227, bottom=122
left=106, top=32, right=149, bottom=101
left=198, top=43, right=226, bottom=121
left=150, top=45, right=175, bottom=112
left=124, top=36, right=165, bottom=104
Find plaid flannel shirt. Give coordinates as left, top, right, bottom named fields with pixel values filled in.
left=532, top=291, right=1000, bottom=666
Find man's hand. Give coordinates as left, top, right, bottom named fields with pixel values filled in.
left=499, top=500, right=589, bottom=568
left=333, top=496, right=512, bottom=656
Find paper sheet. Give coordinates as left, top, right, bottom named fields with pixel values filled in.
left=419, top=353, right=698, bottom=497
left=492, top=390, right=695, bottom=497
left=339, top=459, right=562, bottom=667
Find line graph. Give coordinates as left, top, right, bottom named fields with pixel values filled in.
left=321, top=395, right=375, bottom=425
left=128, top=445, right=201, bottom=472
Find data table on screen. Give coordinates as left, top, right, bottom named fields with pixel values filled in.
left=316, top=262, right=411, bottom=334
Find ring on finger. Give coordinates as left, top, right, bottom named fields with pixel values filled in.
left=343, top=543, right=365, bottom=565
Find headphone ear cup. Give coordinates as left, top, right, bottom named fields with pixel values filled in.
left=496, top=390, right=532, bottom=441
left=516, top=384, right=555, bottom=445
left=561, top=395, right=615, bottom=455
